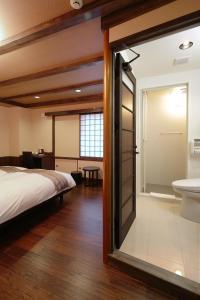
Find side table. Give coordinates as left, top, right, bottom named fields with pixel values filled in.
left=82, top=166, right=100, bottom=186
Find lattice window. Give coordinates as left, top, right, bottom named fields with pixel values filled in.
left=80, top=113, right=103, bottom=158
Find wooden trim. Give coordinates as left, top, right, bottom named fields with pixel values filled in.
left=55, top=156, right=103, bottom=162
left=101, top=0, right=175, bottom=30
left=103, top=30, right=112, bottom=263
left=3, top=79, right=103, bottom=101
left=79, top=114, right=81, bottom=159
left=52, top=116, right=55, bottom=156
left=45, top=107, right=103, bottom=117
left=25, top=94, right=103, bottom=108
left=110, top=10, right=200, bottom=51
left=0, top=98, right=27, bottom=107
left=109, top=251, right=200, bottom=299
left=0, top=55, right=103, bottom=87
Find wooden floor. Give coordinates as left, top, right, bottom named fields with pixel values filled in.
left=0, top=185, right=176, bottom=300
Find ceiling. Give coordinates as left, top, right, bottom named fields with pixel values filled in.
left=0, top=0, right=95, bottom=40
left=0, top=0, right=182, bottom=108
left=0, top=0, right=103, bottom=108
left=124, top=26, right=200, bottom=78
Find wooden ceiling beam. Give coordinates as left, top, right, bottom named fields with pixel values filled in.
left=101, top=0, right=175, bottom=29
left=25, top=94, right=103, bottom=108
left=0, top=0, right=136, bottom=55
left=45, top=108, right=103, bottom=117
left=0, top=55, right=103, bottom=87
left=0, top=98, right=27, bottom=107
left=4, top=79, right=103, bottom=101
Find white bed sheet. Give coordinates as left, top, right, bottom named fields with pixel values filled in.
left=0, top=167, right=76, bottom=224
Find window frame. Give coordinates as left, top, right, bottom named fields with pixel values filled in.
left=79, top=112, right=104, bottom=160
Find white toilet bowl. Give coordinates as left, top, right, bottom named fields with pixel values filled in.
left=172, top=178, right=200, bottom=223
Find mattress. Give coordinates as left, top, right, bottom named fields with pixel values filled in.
left=0, top=167, right=76, bottom=224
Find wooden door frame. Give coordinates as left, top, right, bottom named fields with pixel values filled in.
left=103, top=9, right=200, bottom=298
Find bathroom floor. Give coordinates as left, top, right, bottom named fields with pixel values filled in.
left=120, top=195, right=200, bottom=283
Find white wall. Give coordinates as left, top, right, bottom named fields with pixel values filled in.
left=136, top=68, right=200, bottom=192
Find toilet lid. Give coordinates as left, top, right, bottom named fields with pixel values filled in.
left=172, top=178, right=200, bottom=192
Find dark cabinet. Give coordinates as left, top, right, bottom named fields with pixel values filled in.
left=32, top=155, right=55, bottom=170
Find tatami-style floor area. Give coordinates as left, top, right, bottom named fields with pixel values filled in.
left=120, top=195, right=200, bottom=283
left=0, top=185, right=174, bottom=300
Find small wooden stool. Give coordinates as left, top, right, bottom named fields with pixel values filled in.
left=82, top=166, right=100, bottom=186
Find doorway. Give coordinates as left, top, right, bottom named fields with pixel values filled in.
left=141, top=84, right=188, bottom=195
left=111, top=24, right=200, bottom=290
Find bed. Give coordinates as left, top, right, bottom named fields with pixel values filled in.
left=0, top=166, right=76, bottom=225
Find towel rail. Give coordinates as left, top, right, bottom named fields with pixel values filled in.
left=160, top=132, right=184, bottom=135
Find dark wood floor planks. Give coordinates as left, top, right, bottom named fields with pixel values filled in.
left=0, top=185, right=176, bottom=300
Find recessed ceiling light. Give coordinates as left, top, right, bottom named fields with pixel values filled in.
left=75, top=89, right=81, bottom=93
left=179, top=41, right=193, bottom=50
left=34, top=96, right=40, bottom=99
left=175, top=270, right=183, bottom=276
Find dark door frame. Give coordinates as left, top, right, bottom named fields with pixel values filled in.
left=103, top=9, right=200, bottom=299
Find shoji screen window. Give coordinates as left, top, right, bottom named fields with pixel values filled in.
left=80, top=113, right=103, bottom=158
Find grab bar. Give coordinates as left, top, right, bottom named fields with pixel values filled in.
left=160, top=132, right=184, bottom=135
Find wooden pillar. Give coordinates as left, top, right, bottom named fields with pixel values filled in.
left=103, top=30, right=112, bottom=263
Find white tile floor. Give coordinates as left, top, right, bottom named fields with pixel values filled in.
left=120, top=195, right=200, bottom=283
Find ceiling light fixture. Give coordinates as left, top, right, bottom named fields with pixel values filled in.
left=179, top=41, right=193, bottom=50
left=34, top=96, right=40, bottom=99
left=75, top=89, right=81, bottom=93
left=70, top=0, right=83, bottom=9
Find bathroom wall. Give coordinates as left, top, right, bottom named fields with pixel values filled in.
left=144, top=86, right=187, bottom=189
left=136, top=68, right=200, bottom=192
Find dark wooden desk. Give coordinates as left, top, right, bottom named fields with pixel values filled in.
left=32, top=154, right=55, bottom=170
left=83, top=166, right=100, bottom=186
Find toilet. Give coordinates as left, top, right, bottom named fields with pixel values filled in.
left=172, top=178, right=200, bottom=223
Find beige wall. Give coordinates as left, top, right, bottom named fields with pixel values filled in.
left=0, top=102, right=103, bottom=177
left=55, top=115, right=80, bottom=157
left=0, top=106, right=11, bottom=156
left=110, top=0, right=200, bottom=42
left=144, top=87, right=187, bottom=187
left=55, top=159, right=103, bottom=179
left=29, top=102, right=102, bottom=154
left=137, top=69, right=200, bottom=185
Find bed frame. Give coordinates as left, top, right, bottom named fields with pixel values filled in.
left=0, top=187, right=73, bottom=229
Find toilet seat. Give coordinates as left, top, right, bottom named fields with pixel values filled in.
left=172, top=178, right=200, bottom=192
